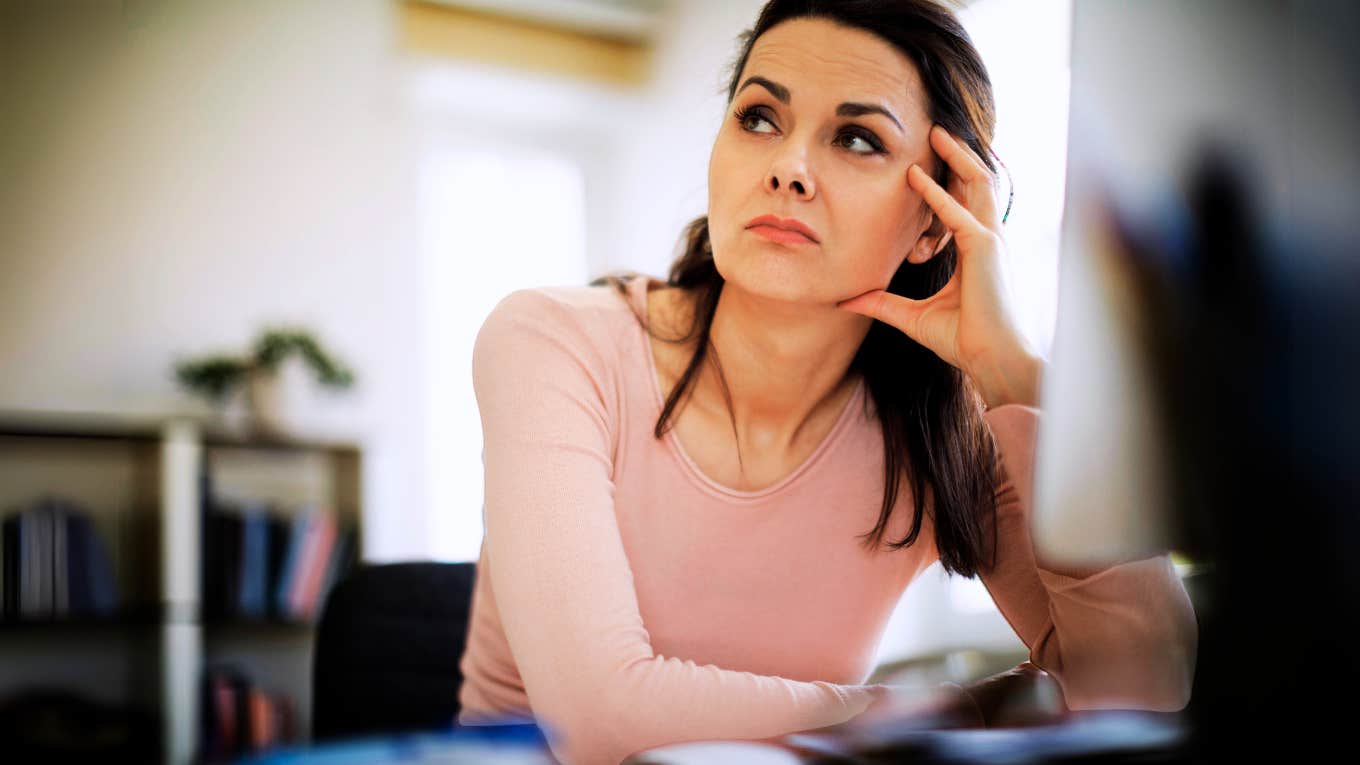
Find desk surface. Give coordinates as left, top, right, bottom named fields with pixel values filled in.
left=239, top=709, right=1190, bottom=765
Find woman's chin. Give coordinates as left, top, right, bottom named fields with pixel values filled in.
left=717, top=254, right=832, bottom=305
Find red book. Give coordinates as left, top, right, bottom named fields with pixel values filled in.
left=248, top=688, right=274, bottom=752
left=285, top=511, right=321, bottom=619
left=214, top=675, right=238, bottom=755
left=291, top=511, right=337, bottom=621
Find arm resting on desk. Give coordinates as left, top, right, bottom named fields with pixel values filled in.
left=977, top=405, right=1198, bottom=712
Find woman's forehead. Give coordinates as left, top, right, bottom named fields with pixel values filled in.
left=741, top=18, right=925, bottom=117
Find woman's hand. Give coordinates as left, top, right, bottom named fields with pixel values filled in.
left=836, top=124, right=1043, bottom=409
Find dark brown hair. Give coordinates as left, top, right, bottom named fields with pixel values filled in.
left=591, top=0, right=1002, bottom=578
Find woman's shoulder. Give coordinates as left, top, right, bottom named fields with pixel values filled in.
left=482, top=275, right=654, bottom=336
left=475, top=275, right=660, bottom=373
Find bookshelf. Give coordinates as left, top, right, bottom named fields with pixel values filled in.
left=0, top=410, right=363, bottom=765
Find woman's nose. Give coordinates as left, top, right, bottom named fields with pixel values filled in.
left=766, top=149, right=815, bottom=199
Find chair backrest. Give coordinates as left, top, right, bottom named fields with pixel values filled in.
left=311, top=561, right=477, bottom=741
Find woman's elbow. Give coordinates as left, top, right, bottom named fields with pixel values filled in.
left=1048, top=617, right=1198, bottom=713
left=1074, top=646, right=1194, bottom=712
left=1028, top=593, right=1196, bottom=711
left=536, top=677, right=659, bottom=765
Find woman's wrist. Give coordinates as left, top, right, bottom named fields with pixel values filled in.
left=938, top=681, right=987, bottom=727
left=971, top=348, right=1044, bottom=410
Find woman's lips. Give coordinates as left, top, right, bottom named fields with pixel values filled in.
left=747, top=225, right=818, bottom=245
left=744, top=214, right=820, bottom=244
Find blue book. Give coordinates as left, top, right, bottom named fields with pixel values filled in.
left=2, top=514, right=19, bottom=618
left=18, top=504, right=37, bottom=618
left=32, top=498, right=54, bottom=618
left=62, top=505, right=117, bottom=617
left=239, top=505, right=269, bottom=618
left=51, top=500, right=67, bottom=616
left=66, top=510, right=93, bottom=614
left=76, top=510, right=119, bottom=615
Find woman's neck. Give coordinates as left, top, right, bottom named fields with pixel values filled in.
left=701, top=281, right=872, bottom=456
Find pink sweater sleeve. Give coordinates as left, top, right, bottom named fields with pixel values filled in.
left=472, top=290, right=884, bottom=765
left=978, top=405, right=1198, bottom=712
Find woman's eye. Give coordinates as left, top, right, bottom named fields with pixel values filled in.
left=735, top=106, right=885, bottom=156
left=735, top=106, right=775, bottom=133
left=836, top=130, right=884, bottom=156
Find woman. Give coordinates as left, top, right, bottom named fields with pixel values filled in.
left=456, top=1, right=1198, bottom=763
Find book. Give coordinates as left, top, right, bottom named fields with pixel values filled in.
left=66, top=509, right=92, bottom=614
left=204, top=509, right=243, bottom=620
left=52, top=499, right=68, bottom=617
left=290, top=510, right=336, bottom=621
left=203, top=665, right=297, bottom=758
left=21, top=500, right=49, bottom=618
left=82, top=510, right=119, bottom=614
left=265, top=514, right=290, bottom=618
left=273, top=511, right=311, bottom=621
left=316, top=524, right=356, bottom=618
left=2, top=514, right=18, bottom=618
left=238, top=504, right=269, bottom=618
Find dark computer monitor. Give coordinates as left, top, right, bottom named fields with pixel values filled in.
left=1034, top=1, right=1359, bottom=760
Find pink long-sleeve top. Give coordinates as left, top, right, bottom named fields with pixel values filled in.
left=456, top=275, right=1197, bottom=765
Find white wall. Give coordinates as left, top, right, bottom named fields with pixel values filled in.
left=0, top=0, right=428, bottom=560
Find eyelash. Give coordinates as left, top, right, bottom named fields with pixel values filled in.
left=733, top=104, right=887, bottom=156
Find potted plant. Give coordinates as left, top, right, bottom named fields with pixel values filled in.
left=174, top=328, right=355, bottom=437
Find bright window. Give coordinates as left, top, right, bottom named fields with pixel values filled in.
left=421, top=144, right=589, bottom=562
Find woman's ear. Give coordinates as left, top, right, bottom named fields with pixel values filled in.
left=906, top=215, right=954, bottom=264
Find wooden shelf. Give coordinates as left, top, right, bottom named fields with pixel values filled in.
left=0, top=614, right=164, bottom=632
left=0, top=410, right=364, bottom=764
left=202, top=617, right=317, bottom=632
left=0, top=408, right=364, bottom=453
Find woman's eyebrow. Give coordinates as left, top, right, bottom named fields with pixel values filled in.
left=836, top=102, right=903, bottom=134
left=737, top=75, right=792, bottom=104
left=735, top=75, right=904, bottom=134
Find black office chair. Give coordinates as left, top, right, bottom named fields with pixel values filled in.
left=311, top=561, right=477, bottom=741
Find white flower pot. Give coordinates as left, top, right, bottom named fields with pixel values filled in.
left=217, top=384, right=252, bottom=438
left=249, top=355, right=313, bottom=438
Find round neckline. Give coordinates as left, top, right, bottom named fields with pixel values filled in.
left=631, top=276, right=864, bottom=503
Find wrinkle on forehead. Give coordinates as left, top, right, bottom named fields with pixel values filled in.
left=742, top=18, right=928, bottom=125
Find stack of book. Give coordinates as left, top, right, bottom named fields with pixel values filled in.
left=203, top=502, right=356, bottom=623
left=0, top=496, right=120, bottom=621
left=201, top=665, right=296, bottom=761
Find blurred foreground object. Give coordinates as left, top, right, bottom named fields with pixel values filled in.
left=1033, top=0, right=1359, bottom=761
left=785, top=712, right=1187, bottom=765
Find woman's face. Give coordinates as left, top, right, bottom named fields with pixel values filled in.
left=708, top=17, right=943, bottom=304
